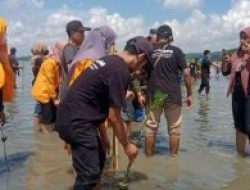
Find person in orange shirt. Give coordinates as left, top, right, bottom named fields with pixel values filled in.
left=0, top=17, right=15, bottom=125
left=30, top=42, right=49, bottom=121
left=32, top=41, right=66, bottom=130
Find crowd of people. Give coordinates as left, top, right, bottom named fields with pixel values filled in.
left=0, top=15, right=250, bottom=190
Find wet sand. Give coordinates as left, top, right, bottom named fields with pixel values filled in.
left=26, top=127, right=74, bottom=190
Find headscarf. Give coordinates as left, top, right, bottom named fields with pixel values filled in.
left=241, top=27, right=250, bottom=39
left=30, top=41, right=48, bottom=68
left=0, top=17, right=14, bottom=102
left=31, top=41, right=48, bottom=56
left=227, top=27, right=250, bottom=97
left=48, top=40, right=67, bottom=63
left=68, top=25, right=116, bottom=73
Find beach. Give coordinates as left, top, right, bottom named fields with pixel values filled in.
left=0, top=62, right=249, bottom=190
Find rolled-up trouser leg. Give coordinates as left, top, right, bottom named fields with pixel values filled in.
left=164, top=103, right=182, bottom=155
left=145, top=105, right=163, bottom=156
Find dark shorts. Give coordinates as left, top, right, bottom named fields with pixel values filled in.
left=34, top=101, right=41, bottom=116
left=71, top=124, right=106, bottom=190
left=40, top=100, right=57, bottom=124
left=232, top=94, right=250, bottom=136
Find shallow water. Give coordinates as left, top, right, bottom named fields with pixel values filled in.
left=0, top=63, right=250, bottom=190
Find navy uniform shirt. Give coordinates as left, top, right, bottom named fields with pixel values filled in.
left=55, top=55, right=130, bottom=141
left=147, top=42, right=187, bottom=105
left=201, top=58, right=212, bottom=76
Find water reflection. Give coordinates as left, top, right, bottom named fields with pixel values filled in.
left=197, top=96, right=210, bottom=124
left=220, top=158, right=250, bottom=190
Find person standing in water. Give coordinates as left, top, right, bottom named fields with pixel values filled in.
left=32, top=41, right=67, bottom=131
left=9, top=47, right=20, bottom=89
left=198, top=50, right=212, bottom=96
left=55, top=36, right=152, bottom=190
left=145, top=25, right=192, bottom=156
left=215, top=65, right=221, bottom=80
left=30, top=42, right=49, bottom=120
left=0, top=17, right=15, bottom=121
left=66, top=25, right=117, bottom=154
left=222, top=27, right=250, bottom=157
left=189, top=58, right=199, bottom=80
left=122, top=70, right=147, bottom=137
left=60, top=20, right=90, bottom=100
left=9, top=47, right=20, bottom=75
left=0, top=17, right=15, bottom=125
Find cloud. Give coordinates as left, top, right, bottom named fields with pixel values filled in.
left=3, top=0, right=45, bottom=8
left=7, top=21, right=24, bottom=45
left=7, top=8, right=81, bottom=52
left=88, top=7, right=144, bottom=44
left=6, top=6, right=145, bottom=55
left=6, top=0, right=250, bottom=55
left=30, top=0, right=45, bottom=8
left=163, top=0, right=202, bottom=10
left=157, top=0, right=250, bottom=52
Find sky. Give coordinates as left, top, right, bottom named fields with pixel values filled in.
left=1, top=0, right=250, bottom=56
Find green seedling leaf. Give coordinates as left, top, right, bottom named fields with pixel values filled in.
left=151, top=90, right=168, bottom=109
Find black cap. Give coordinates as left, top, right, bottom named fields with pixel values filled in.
left=126, top=36, right=153, bottom=60
left=149, top=28, right=157, bottom=35
left=156, top=24, right=172, bottom=37
left=66, top=20, right=91, bottom=36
